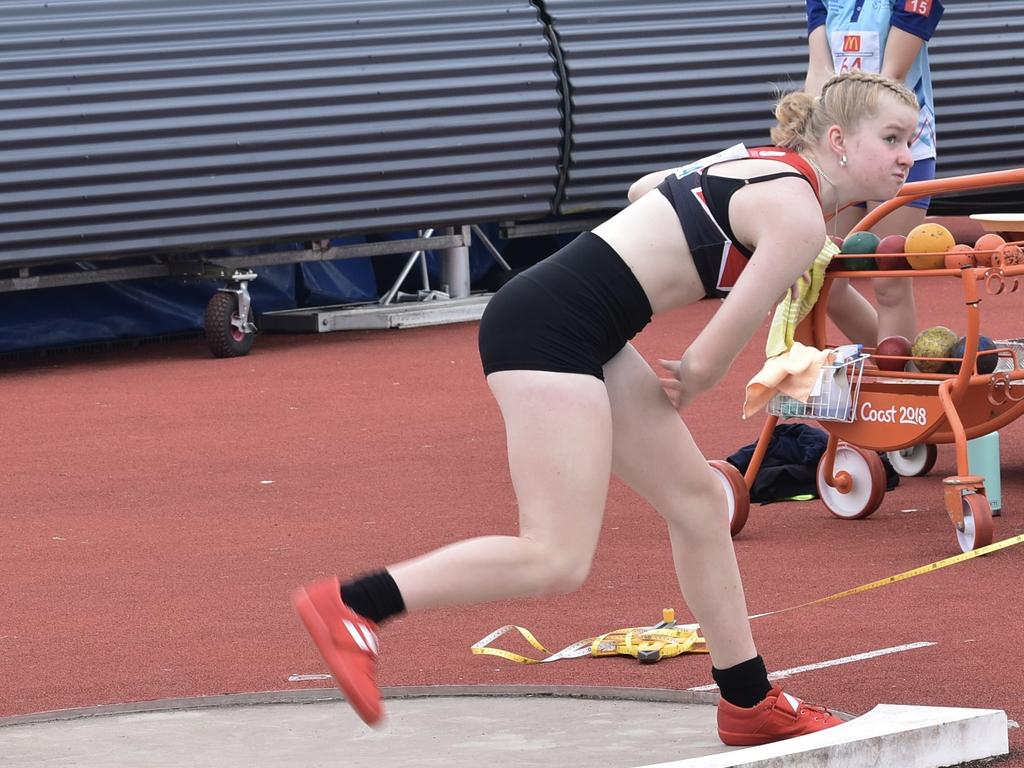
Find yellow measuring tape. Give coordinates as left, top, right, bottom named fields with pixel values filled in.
left=472, top=608, right=708, bottom=665
left=749, top=531, right=1024, bottom=619
left=472, top=533, right=1024, bottom=664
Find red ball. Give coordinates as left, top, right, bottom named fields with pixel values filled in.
left=875, top=335, right=912, bottom=371
left=876, top=234, right=909, bottom=271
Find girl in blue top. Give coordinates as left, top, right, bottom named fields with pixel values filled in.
left=805, top=0, right=944, bottom=346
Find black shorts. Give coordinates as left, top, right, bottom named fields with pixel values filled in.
left=478, top=232, right=653, bottom=380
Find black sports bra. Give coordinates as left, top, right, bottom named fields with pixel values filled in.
left=702, top=171, right=815, bottom=257
left=656, top=147, right=822, bottom=257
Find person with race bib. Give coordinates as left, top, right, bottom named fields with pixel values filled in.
left=291, top=71, right=919, bottom=747
left=805, top=0, right=944, bottom=346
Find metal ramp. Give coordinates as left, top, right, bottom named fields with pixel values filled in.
left=260, top=224, right=493, bottom=333
left=260, top=293, right=491, bottom=332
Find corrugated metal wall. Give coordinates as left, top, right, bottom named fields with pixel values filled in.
left=546, top=0, right=809, bottom=214
left=0, top=0, right=563, bottom=266
left=929, top=1, right=1024, bottom=177
left=546, top=0, right=1024, bottom=215
left=1, top=1, right=1021, bottom=268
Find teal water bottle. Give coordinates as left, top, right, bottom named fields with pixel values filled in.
left=967, top=431, right=1002, bottom=516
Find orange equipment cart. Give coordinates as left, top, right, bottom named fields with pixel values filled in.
left=714, top=168, right=1024, bottom=553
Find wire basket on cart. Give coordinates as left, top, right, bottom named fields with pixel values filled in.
left=994, top=338, right=1024, bottom=373
left=767, top=354, right=868, bottom=423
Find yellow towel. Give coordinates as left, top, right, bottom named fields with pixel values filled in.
left=765, top=237, right=840, bottom=358
left=743, top=342, right=834, bottom=419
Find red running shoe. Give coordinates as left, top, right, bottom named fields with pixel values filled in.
left=717, top=686, right=843, bottom=746
left=292, top=577, right=383, bottom=726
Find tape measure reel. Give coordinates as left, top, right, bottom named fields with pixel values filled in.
left=472, top=608, right=707, bottom=666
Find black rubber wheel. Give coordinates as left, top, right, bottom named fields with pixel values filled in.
left=204, top=291, right=255, bottom=358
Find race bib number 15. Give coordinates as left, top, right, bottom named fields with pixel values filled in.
left=904, top=0, right=932, bottom=15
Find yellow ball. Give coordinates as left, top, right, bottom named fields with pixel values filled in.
left=905, top=223, right=955, bottom=270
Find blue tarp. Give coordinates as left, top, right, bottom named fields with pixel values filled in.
left=0, top=227, right=509, bottom=353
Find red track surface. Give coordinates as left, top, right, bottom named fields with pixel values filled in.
left=2, top=276, right=1021, bottom=764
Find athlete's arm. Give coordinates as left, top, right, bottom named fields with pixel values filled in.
left=880, top=27, right=925, bottom=83
left=885, top=0, right=943, bottom=81
left=627, top=168, right=681, bottom=203
left=660, top=179, right=826, bottom=409
left=804, top=18, right=834, bottom=96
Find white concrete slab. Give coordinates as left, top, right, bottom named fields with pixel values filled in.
left=0, top=689, right=1009, bottom=768
left=0, top=687, right=728, bottom=768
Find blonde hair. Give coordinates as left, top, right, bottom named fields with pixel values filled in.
left=770, top=70, right=919, bottom=151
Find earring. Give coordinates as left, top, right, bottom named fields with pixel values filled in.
left=839, top=154, right=848, bottom=167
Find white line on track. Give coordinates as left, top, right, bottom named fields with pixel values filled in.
left=687, top=641, right=937, bottom=691
left=292, top=642, right=938, bottom=687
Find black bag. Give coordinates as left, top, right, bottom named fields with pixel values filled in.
left=726, top=424, right=898, bottom=504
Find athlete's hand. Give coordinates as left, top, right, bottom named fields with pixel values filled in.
left=788, top=269, right=812, bottom=301
left=657, top=358, right=692, bottom=410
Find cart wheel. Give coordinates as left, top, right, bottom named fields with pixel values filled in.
left=886, top=444, right=937, bottom=477
left=708, top=460, right=749, bottom=537
left=817, top=444, right=886, bottom=520
left=955, top=493, right=994, bottom=553
left=205, top=291, right=255, bottom=358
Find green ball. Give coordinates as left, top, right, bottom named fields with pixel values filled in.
left=841, top=231, right=880, bottom=271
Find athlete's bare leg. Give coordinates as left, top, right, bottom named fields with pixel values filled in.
left=389, top=369, right=613, bottom=610
left=602, top=343, right=757, bottom=669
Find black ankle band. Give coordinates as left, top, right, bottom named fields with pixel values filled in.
left=711, top=655, right=772, bottom=708
left=339, top=569, right=406, bottom=624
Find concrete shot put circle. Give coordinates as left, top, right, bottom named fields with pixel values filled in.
left=0, top=685, right=1009, bottom=768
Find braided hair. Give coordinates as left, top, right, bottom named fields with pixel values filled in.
left=771, top=70, right=918, bottom=151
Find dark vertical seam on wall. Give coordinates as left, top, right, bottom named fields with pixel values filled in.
left=531, top=0, right=572, bottom=215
